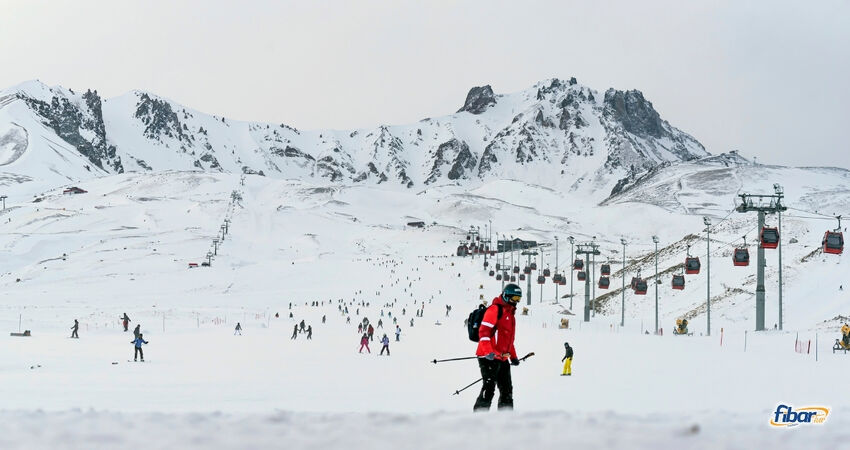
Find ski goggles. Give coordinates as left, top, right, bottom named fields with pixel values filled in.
left=506, top=294, right=522, bottom=302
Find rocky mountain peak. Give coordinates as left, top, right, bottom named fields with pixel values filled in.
left=457, top=85, right=496, bottom=114
left=602, top=89, right=664, bottom=138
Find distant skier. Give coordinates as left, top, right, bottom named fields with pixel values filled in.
left=132, top=334, right=149, bottom=361
left=306, top=325, right=313, bottom=340
left=380, top=334, right=390, bottom=355
left=367, top=324, right=375, bottom=341
left=291, top=324, right=298, bottom=340
left=346, top=316, right=351, bottom=324
left=410, top=318, right=414, bottom=327
left=234, top=322, right=242, bottom=335
left=299, top=320, right=306, bottom=333
left=561, top=342, right=573, bottom=376
left=322, top=315, right=326, bottom=324
left=70, top=319, right=79, bottom=339
left=395, top=325, right=401, bottom=342
left=377, top=319, right=383, bottom=329
left=133, top=324, right=141, bottom=340
left=359, top=333, right=371, bottom=353
left=358, top=323, right=363, bottom=334
left=121, top=313, right=131, bottom=332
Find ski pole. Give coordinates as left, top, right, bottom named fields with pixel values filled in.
left=431, top=356, right=478, bottom=364
left=451, top=353, right=535, bottom=395
left=452, top=377, right=482, bottom=395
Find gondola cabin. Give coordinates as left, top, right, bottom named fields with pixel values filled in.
left=684, top=257, right=701, bottom=274
left=543, top=268, right=551, bottom=277
left=512, top=266, right=520, bottom=274
left=573, top=259, right=584, bottom=270
left=577, top=271, right=587, bottom=281
left=634, top=279, right=648, bottom=295
left=671, top=274, right=685, bottom=290
left=523, top=266, right=531, bottom=275
left=496, top=273, right=502, bottom=281
left=537, top=275, right=546, bottom=284
left=559, top=277, right=566, bottom=286
left=600, top=264, right=611, bottom=276
left=598, top=276, right=610, bottom=289
left=489, top=270, right=495, bottom=277
left=630, top=277, right=639, bottom=289
left=761, top=227, right=779, bottom=249
left=530, top=262, right=537, bottom=270
left=495, top=263, right=501, bottom=271
left=519, top=274, right=526, bottom=281
left=456, top=245, right=468, bottom=257
left=509, top=275, right=516, bottom=282
left=483, top=261, right=489, bottom=268
left=823, top=231, right=844, bottom=255
left=733, top=248, right=750, bottom=266
left=552, top=273, right=562, bottom=284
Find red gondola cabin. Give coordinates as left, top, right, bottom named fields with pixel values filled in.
left=761, top=227, right=779, bottom=249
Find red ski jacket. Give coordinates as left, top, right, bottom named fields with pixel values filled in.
left=475, top=296, right=518, bottom=361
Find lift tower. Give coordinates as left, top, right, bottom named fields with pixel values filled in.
left=575, top=242, right=601, bottom=322
left=736, top=192, right=787, bottom=331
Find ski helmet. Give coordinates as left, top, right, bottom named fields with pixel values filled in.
left=502, top=283, right=522, bottom=304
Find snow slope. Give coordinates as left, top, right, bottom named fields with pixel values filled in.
left=1, top=170, right=847, bottom=448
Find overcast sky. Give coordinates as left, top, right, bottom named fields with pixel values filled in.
left=1, top=0, right=848, bottom=168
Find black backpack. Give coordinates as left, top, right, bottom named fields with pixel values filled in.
left=467, top=304, right=502, bottom=342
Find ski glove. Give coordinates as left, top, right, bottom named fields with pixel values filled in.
left=510, top=358, right=520, bottom=366
left=484, top=352, right=496, bottom=361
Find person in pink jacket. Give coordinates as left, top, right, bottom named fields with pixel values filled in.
left=359, top=333, right=370, bottom=353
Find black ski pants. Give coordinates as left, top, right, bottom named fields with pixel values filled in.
left=134, top=347, right=144, bottom=360
left=473, top=358, right=513, bottom=411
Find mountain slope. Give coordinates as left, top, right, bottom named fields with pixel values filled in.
left=0, top=78, right=708, bottom=199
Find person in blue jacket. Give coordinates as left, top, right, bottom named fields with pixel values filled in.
left=132, top=334, right=149, bottom=361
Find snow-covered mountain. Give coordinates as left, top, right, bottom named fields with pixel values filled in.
left=0, top=78, right=707, bottom=198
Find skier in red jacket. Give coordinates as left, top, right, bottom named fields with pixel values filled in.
left=474, top=283, right=521, bottom=411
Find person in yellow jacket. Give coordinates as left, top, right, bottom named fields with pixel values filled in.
left=561, top=342, right=573, bottom=376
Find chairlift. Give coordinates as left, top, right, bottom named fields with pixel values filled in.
left=600, top=264, right=611, bottom=276
left=573, top=259, right=584, bottom=270
left=598, top=276, right=610, bottom=289
left=577, top=271, right=587, bottom=281
left=761, top=227, right=779, bottom=249
left=671, top=274, right=685, bottom=290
